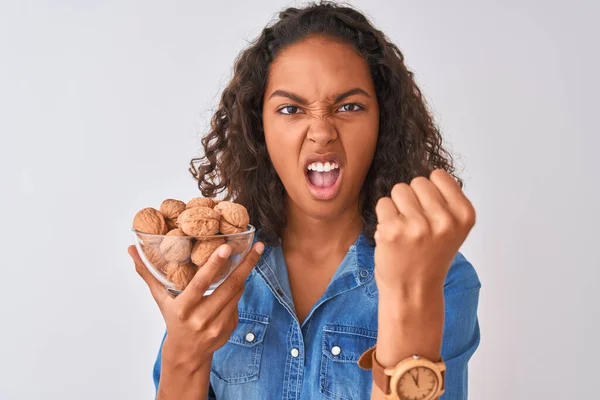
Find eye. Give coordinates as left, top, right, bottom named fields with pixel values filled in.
left=277, top=105, right=304, bottom=115
left=338, top=103, right=364, bottom=112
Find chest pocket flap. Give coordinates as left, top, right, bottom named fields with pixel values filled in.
left=227, top=312, right=268, bottom=347
left=211, top=312, right=269, bottom=384
left=320, top=324, right=377, bottom=400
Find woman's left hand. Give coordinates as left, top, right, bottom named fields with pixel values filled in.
left=373, top=169, right=476, bottom=293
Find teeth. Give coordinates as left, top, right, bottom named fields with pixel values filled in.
left=307, top=161, right=339, bottom=171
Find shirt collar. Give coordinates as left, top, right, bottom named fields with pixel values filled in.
left=254, top=230, right=375, bottom=316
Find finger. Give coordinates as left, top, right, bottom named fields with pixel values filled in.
left=428, top=170, right=462, bottom=204
left=390, top=182, right=424, bottom=217
left=409, top=176, right=450, bottom=220
left=176, top=243, right=233, bottom=309
left=374, top=197, right=402, bottom=245
left=209, top=298, right=241, bottom=346
left=375, top=197, right=401, bottom=224
left=205, top=242, right=264, bottom=313
left=213, top=282, right=244, bottom=322
left=185, top=278, right=244, bottom=344
left=128, top=245, right=169, bottom=309
left=429, top=170, right=476, bottom=224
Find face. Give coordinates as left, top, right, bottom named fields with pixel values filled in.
left=262, top=36, right=379, bottom=221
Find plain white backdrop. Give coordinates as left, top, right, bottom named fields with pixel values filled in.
left=1, top=0, right=598, bottom=398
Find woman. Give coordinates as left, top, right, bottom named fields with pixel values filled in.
left=128, top=2, right=480, bottom=399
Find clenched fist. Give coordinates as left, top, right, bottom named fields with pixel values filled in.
left=373, top=169, right=476, bottom=292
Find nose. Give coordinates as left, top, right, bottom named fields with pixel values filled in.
left=307, top=117, right=338, bottom=146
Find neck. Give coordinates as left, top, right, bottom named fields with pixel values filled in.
left=280, top=197, right=364, bottom=258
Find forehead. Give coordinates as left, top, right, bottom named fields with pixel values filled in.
left=265, top=36, right=373, bottom=99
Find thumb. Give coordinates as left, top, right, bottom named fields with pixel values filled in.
left=128, top=245, right=169, bottom=309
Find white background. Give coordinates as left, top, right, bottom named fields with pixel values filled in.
left=1, top=0, right=598, bottom=398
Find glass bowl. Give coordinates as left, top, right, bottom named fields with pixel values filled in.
left=132, top=224, right=255, bottom=296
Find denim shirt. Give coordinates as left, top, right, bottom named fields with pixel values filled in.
left=153, top=231, right=481, bottom=399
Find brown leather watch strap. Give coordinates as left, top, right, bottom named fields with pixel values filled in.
left=358, top=345, right=391, bottom=395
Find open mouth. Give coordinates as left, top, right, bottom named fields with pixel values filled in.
left=304, top=159, right=343, bottom=200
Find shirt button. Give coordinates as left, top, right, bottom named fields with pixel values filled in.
left=331, top=346, right=341, bottom=356
left=276, top=289, right=284, bottom=297
left=245, top=333, right=255, bottom=343
left=360, top=269, right=369, bottom=278
left=291, top=348, right=300, bottom=358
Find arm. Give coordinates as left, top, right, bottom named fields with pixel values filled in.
left=129, top=241, right=265, bottom=400
left=369, top=170, right=478, bottom=399
left=370, top=283, right=444, bottom=400
left=153, top=331, right=216, bottom=400
left=371, top=254, right=481, bottom=400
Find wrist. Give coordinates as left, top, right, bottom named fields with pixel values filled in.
left=162, top=337, right=213, bottom=373
left=377, top=279, right=444, bottom=314
left=376, top=283, right=444, bottom=367
left=375, top=268, right=444, bottom=297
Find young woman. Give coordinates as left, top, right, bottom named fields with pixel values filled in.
left=128, top=2, right=480, bottom=399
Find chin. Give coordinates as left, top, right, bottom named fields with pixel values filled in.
left=300, top=192, right=355, bottom=221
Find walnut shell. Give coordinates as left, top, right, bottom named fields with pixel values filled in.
left=159, top=229, right=193, bottom=263
left=191, top=238, right=226, bottom=267
left=177, top=206, right=221, bottom=237
left=187, top=197, right=214, bottom=209
left=166, top=219, right=179, bottom=231
left=142, top=244, right=169, bottom=272
left=133, top=207, right=168, bottom=235
left=160, top=199, right=186, bottom=229
left=165, top=262, right=197, bottom=290
left=160, top=199, right=186, bottom=220
left=213, top=201, right=249, bottom=234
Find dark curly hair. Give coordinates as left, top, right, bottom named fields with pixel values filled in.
left=189, top=1, right=462, bottom=247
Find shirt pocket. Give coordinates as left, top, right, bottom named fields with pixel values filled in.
left=320, top=325, right=378, bottom=400
left=210, top=311, right=269, bottom=384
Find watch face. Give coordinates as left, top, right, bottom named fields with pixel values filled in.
left=397, top=366, right=439, bottom=400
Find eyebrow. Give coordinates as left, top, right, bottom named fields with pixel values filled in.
left=267, top=87, right=371, bottom=105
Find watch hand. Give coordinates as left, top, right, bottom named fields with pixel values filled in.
left=410, top=370, right=418, bottom=386
left=415, top=368, right=420, bottom=388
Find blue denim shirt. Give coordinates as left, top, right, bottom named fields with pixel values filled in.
left=153, top=231, right=481, bottom=399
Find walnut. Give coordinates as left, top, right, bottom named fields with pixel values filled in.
left=142, top=244, right=169, bottom=272
left=166, top=219, right=178, bottom=231
left=213, top=201, right=249, bottom=234
left=191, top=237, right=226, bottom=267
left=187, top=197, right=214, bottom=209
left=133, top=207, right=168, bottom=245
left=159, top=229, right=193, bottom=263
left=133, top=207, right=168, bottom=235
left=160, top=199, right=186, bottom=229
left=177, top=206, right=221, bottom=237
left=165, top=262, right=197, bottom=290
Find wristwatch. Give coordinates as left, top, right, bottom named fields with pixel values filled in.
left=358, top=345, right=446, bottom=400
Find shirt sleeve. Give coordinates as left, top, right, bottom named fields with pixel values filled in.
left=440, top=251, right=482, bottom=400
left=153, top=330, right=217, bottom=400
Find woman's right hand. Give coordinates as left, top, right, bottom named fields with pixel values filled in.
left=128, top=241, right=265, bottom=369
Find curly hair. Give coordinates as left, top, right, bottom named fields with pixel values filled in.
left=189, top=1, right=462, bottom=247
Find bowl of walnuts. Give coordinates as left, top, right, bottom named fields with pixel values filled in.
left=131, top=197, right=255, bottom=296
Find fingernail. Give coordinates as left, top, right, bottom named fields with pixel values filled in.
left=255, top=242, right=264, bottom=255
left=218, top=245, right=231, bottom=258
